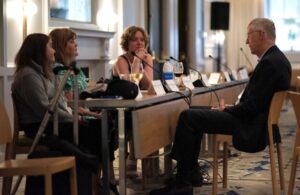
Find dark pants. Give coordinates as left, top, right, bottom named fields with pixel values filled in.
left=22, top=119, right=117, bottom=161
left=170, top=108, right=241, bottom=179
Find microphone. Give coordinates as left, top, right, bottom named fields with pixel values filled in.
left=131, top=52, right=160, bottom=73
left=131, top=52, right=172, bottom=92
left=70, top=61, right=80, bottom=75
left=170, top=56, right=206, bottom=87
left=53, top=66, right=68, bottom=75
left=239, top=48, right=254, bottom=76
left=53, top=61, right=80, bottom=75
left=208, top=55, right=235, bottom=81
left=239, top=48, right=252, bottom=66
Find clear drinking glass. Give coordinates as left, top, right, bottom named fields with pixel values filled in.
left=130, top=63, right=144, bottom=86
left=173, top=62, right=184, bottom=87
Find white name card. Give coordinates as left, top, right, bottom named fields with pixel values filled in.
left=201, top=74, right=209, bottom=87
left=182, top=76, right=195, bottom=90
left=166, top=80, right=180, bottom=92
left=223, top=71, right=231, bottom=82
left=148, top=80, right=166, bottom=95
left=231, top=70, right=239, bottom=80
left=239, top=68, right=249, bottom=80
left=208, top=72, right=220, bottom=85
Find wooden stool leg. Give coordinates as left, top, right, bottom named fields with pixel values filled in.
left=288, top=154, right=298, bottom=195
left=212, top=135, right=219, bottom=195
left=223, top=142, right=228, bottom=188
left=142, top=159, right=148, bottom=189
left=269, top=143, right=279, bottom=195
left=276, top=143, right=285, bottom=190
left=2, top=176, right=13, bottom=195
left=70, top=166, right=78, bottom=195
left=44, top=174, right=52, bottom=195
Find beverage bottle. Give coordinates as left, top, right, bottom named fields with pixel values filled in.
left=162, top=59, right=174, bottom=80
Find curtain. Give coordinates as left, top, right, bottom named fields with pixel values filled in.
left=226, top=0, right=264, bottom=70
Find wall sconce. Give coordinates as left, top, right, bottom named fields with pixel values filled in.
left=22, top=0, right=37, bottom=39
left=96, top=10, right=118, bottom=32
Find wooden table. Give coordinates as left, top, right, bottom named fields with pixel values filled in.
left=77, top=79, right=247, bottom=194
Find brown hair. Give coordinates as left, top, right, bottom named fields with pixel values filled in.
left=49, top=28, right=77, bottom=65
left=15, top=33, right=52, bottom=78
left=120, top=26, right=149, bottom=51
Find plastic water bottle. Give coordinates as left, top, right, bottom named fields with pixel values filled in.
left=162, top=59, right=174, bottom=80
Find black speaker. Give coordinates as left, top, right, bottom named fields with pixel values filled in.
left=210, top=2, right=230, bottom=30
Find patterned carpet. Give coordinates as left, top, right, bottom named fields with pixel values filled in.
left=2, top=101, right=299, bottom=195
left=120, top=101, right=300, bottom=195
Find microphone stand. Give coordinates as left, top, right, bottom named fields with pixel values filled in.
left=131, top=52, right=173, bottom=92
left=11, top=63, right=79, bottom=195
left=170, top=56, right=206, bottom=87
left=216, top=43, right=221, bottom=72
left=208, top=54, right=235, bottom=81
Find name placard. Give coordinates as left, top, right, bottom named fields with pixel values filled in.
left=231, top=70, right=239, bottom=80
left=223, top=71, right=231, bottom=82
left=201, top=74, right=209, bottom=86
left=208, top=72, right=220, bottom=85
left=166, top=80, right=180, bottom=92
left=148, top=80, right=166, bottom=95
left=239, top=68, right=249, bottom=79
left=182, top=76, right=195, bottom=90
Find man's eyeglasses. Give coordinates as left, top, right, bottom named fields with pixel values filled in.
left=247, top=30, right=261, bottom=37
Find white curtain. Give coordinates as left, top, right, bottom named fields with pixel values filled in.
left=226, top=0, right=264, bottom=70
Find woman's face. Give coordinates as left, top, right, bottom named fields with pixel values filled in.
left=46, top=39, right=55, bottom=64
left=128, top=31, right=145, bottom=52
left=65, top=37, right=78, bottom=61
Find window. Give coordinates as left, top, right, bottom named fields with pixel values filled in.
left=265, top=0, right=300, bottom=51
left=50, top=0, right=91, bottom=23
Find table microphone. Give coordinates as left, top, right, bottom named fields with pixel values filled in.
left=53, top=61, right=80, bottom=75
left=70, top=61, right=80, bottom=75
left=169, top=56, right=206, bottom=87
left=239, top=48, right=254, bottom=76
left=239, top=47, right=252, bottom=66
left=131, top=52, right=172, bottom=92
left=208, top=55, right=235, bottom=81
left=53, top=66, right=68, bottom=75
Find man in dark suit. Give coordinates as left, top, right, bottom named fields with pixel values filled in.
left=150, top=18, right=291, bottom=195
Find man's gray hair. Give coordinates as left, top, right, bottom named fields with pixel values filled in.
left=249, top=18, right=276, bottom=40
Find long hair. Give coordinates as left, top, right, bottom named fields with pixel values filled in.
left=49, top=28, right=77, bottom=66
left=15, top=33, right=52, bottom=78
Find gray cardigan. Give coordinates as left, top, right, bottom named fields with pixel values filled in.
left=11, top=61, right=73, bottom=125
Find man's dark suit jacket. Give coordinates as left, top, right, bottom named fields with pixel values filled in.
left=224, top=45, right=291, bottom=152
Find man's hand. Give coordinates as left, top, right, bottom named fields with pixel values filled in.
left=211, top=99, right=233, bottom=111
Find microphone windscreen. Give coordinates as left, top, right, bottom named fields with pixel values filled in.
left=53, top=66, right=67, bottom=75
left=70, top=61, right=80, bottom=75
left=169, top=56, right=178, bottom=61
left=106, top=79, right=138, bottom=99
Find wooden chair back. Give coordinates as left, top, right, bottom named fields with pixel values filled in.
left=0, top=101, right=13, bottom=146
left=212, top=90, right=287, bottom=195
left=0, top=99, right=78, bottom=195
left=287, top=91, right=300, bottom=194
left=268, top=91, right=287, bottom=127
left=288, top=91, right=300, bottom=152
left=10, top=93, right=47, bottom=158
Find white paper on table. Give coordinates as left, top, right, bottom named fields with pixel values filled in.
left=182, top=76, right=195, bottom=90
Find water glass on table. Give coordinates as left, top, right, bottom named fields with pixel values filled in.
left=173, top=62, right=184, bottom=88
